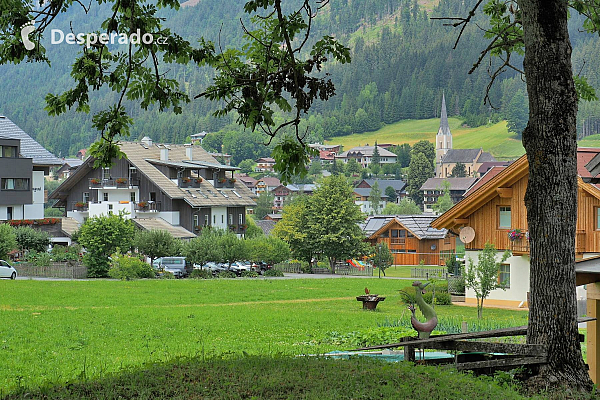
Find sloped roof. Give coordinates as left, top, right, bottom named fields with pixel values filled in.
left=438, top=93, right=451, bottom=136
left=60, top=217, right=80, bottom=237
left=363, top=179, right=406, bottom=191
left=420, top=177, right=478, bottom=191
left=477, top=161, right=511, bottom=174
left=258, top=177, right=281, bottom=187
left=463, top=166, right=507, bottom=197
left=353, top=188, right=389, bottom=199
left=363, top=214, right=447, bottom=240
left=287, top=184, right=316, bottom=193
left=133, top=218, right=196, bottom=239
left=0, top=116, right=62, bottom=166
left=337, top=146, right=397, bottom=158
left=255, top=219, right=276, bottom=236
left=441, top=148, right=496, bottom=164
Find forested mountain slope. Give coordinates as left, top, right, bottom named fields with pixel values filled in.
left=0, top=0, right=598, bottom=160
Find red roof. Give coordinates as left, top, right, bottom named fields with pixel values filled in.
left=258, top=177, right=281, bottom=187
left=577, top=148, right=600, bottom=178
left=320, top=150, right=335, bottom=160
left=463, top=166, right=507, bottom=197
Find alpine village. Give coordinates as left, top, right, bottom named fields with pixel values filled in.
left=2, top=0, right=600, bottom=398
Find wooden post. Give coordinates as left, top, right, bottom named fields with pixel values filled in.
left=587, top=283, right=600, bottom=384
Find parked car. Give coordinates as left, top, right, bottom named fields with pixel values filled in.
left=153, top=257, right=188, bottom=278
left=251, top=262, right=272, bottom=274
left=0, top=260, right=17, bottom=279
left=229, top=261, right=251, bottom=276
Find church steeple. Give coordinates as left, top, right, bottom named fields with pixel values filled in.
left=438, top=92, right=451, bottom=136
left=435, top=92, right=452, bottom=177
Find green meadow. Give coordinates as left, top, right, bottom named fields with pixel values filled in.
left=0, top=278, right=529, bottom=397
left=325, top=118, right=526, bottom=160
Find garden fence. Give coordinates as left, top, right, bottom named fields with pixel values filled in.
left=14, top=262, right=87, bottom=279
left=273, top=262, right=302, bottom=273
left=334, top=264, right=373, bottom=276
left=411, top=267, right=449, bottom=279
left=447, top=275, right=465, bottom=295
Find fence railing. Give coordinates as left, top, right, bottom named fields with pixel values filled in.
left=14, top=262, right=87, bottom=279
left=447, top=275, right=465, bottom=295
left=411, top=267, right=450, bottom=279
left=335, top=264, right=373, bottom=276
left=274, top=262, right=302, bottom=273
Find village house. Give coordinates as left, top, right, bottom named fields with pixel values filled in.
left=355, top=179, right=407, bottom=203
left=272, top=184, right=316, bottom=211
left=50, top=137, right=256, bottom=238
left=56, top=158, right=84, bottom=180
left=353, top=188, right=388, bottom=214
left=235, top=173, right=258, bottom=194
left=190, top=131, right=209, bottom=144
left=255, top=176, right=281, bottom=195
left=420, top=177, right=478, bottom=213
left=0, top=117, right=62, bottom=221
left=335, top=145, right=397, bottom=168
left=362, top=215, right=456, bottom=266
left=255, top=157, right=276, bottom=172
left=431, top=148, right=600, bottom=308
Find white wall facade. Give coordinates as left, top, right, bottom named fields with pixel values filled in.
left=211, top=206, right=228, bottom=230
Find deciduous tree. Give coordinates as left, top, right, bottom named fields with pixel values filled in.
left=368, top=181, right=382, bottom=215
left=134, top=229, right=180, bottom=267
left=0, top=224, right=16, bottom=260
left=432, top=180, right=453, bottom=214
left=407, top=152, right=434, bottom=205
left=382, top=198, right=422, bottom=215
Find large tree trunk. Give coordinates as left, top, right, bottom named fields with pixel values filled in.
left=520, top=0, right=593, bottom=390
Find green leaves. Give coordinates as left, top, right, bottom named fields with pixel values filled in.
left=272, top=138, right=317, bottom=184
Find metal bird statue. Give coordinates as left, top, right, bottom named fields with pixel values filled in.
left=400, top=281, right=438, bottom=339
left=365, top=287, right=370, bottom=295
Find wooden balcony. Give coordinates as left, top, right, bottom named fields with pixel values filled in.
left=89, top=177, right=139, bottom=188
left=391, top=238, right=406, bottom=245
left=509, top=238, right=530, bottom=255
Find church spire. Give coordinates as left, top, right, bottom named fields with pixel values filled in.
left=438, top=92, right=451, bottom=136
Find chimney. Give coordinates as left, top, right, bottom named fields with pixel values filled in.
left=141, top=136, right=153, bottom=147
left=160, top=147, right=169, bottom=161
left=185, top=144, right=193, bottom=161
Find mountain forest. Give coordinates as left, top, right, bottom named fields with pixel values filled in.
left=1, top=0, right=600, bottom=163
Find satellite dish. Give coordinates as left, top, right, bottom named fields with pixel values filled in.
left=459, top=226, right=475, bottom=243
left=430, top=244, right=437, bottom=251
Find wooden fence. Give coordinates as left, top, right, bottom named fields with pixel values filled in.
left=334, top=263, right=373, bottom=276
left=411, top=267, right=449, bottom=279
left=14, top=262, right=87, bottom=279
left=273, top=262, right=302, bottom=273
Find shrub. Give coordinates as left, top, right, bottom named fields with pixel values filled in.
left=400, top=282, right=451, bottom=305
left=189, top=269, right=213, bottom=279
left=264, top=269, right=284, bottom=277
left=26, top=250, right=51, bottom=267
left=241, top=270, right=259, bottom=278
left=160, top=271, right=175, bottom=279
left=218, top=271, right=237, bottom=279
left=108, top=253, right=155, bottom=280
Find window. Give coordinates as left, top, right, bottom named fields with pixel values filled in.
left=1, top=146, right=17, bottom=158
left=239, top=214, right=243, bottom=224
left=103, top=192, right=109, bottom=202
left=130, top=192, right=136, bottom=202
left=499, top=206, right=511, bottom=229
left=499, top=264, right=510, bottom=288
left=194, top=215, right=199, bottom=228
left=204, top=215, right=209, bottom=226
left=221, top=215, right=224, bottom=224
left=1, top=178, right=29, bottom=190
left=103, top=167, right=110, bottom=179
left=407, top=231, right=414, bottom=238
left=213, top=215, right=216, bottom=224
left=229, top=214, right=233, bottom=225
left=7, top=206, right=12, bottom=220
left=83, top=192, right=90, bottom=204
left=597, top=207, right=600, bottom=230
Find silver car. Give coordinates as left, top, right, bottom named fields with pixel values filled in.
left=0, top=260, right=17, bottom=279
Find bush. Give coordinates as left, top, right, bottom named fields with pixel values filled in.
left=51, top=244, right=82, bottom=262
left=400, top=282, right=451, bottom=305
left=190, top=269, right=213, bottom=279
left=108, top=253, right=155, bottom=280
left=217, top=271, right=237, bottom=279
left=160, top=271, right=175, bottom=279
left=264, top=269, right=284, bottom=277
left=26, top=250, right=51, bottom=267
left=241, top=270, right=259, bottom=278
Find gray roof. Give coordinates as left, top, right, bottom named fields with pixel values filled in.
left=353, top=188, right=389, bottom=199
left=63, top=158, right=84, bottom=168
left=255, top=219, right=276, bottom=236
left=0, top=116, right=62, bottom=166
left=441, top=148, right=496, bottom=164
left=337, top=146, right=397, bottom=158
left=287, top=184, right=317, bottom=193
left=363, top=179, right=406, bottom=191
left=361, top=214, right=447, bottom=240
left=438, top=93, right=451, bottom=136
left=420, top=177, right=478, bottom=191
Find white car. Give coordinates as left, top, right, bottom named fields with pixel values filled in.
left=0, top=260, right=17, bottom=279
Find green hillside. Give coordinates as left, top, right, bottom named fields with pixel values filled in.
left=325, top=118, right=525, bottom=160
left=578, top=134, right=600, bottom=148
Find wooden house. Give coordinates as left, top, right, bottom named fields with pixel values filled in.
left=362, top=215, right=456, bottom=265
left=431, top=148, right=600, bottom=307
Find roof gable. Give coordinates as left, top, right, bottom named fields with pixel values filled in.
left=0, top=116, right=62, bottom=166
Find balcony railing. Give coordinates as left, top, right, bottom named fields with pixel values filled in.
left=72, top=201, right=89, bottom=212
left=89, top=178, right=140, bottom=188
left=214, top=179, right=236, bottom=188
left=134, top=201, right=161, bottom=212
left=178, top=178, right=203, bottom=188
left=391, top=238, right=406, bottom=245
left=509, top=238, right=530, bottom=254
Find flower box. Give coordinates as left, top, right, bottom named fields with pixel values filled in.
left=194, top=178, right=203, bottom=183
left=116, top=178, right=128, bottom=184
left=507, top=229, right=523, bottom=241
left=182, top=178, right=191, bottom=183
left=75, top=202, right=86, bottom=209
left=90, top=178, right=101, bottom=185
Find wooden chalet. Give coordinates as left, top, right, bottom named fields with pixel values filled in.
left=363, top=215, right=456, bottom=265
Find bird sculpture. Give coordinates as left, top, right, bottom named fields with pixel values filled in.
left=365, top=287, right=370, bottom=295
left=401, top=281, right=438, bottom=339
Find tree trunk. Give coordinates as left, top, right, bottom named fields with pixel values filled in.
left=520, top=0, right=593, bottom=390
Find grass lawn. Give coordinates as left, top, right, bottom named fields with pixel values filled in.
left=0, top=279, right=529, bottom=397
left=325, top=118, right=525, bottom=160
